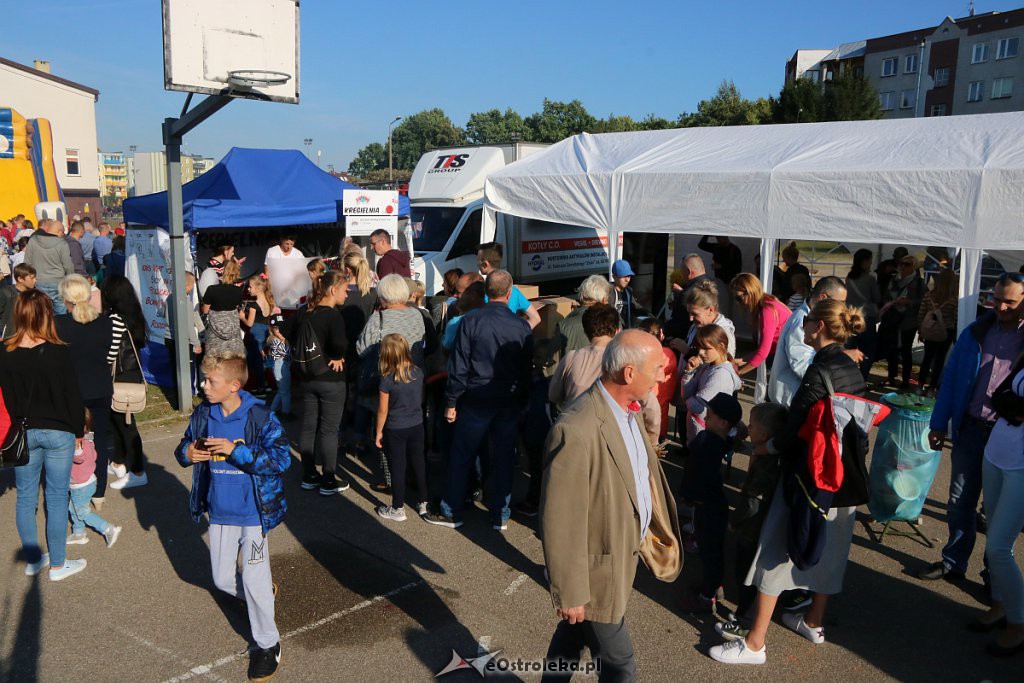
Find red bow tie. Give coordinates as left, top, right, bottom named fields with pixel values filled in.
left=627, top=401, right=641, bottom=413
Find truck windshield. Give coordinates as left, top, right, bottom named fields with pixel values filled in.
left=409, top=206, right=465, bottom=253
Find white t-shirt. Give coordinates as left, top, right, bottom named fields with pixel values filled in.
left=984, top=368, right=1024, bottom=471
left=264, top=245, right=305, bottom=264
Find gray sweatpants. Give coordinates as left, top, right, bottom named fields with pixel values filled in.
left=209, top=524, right=280, bottom=650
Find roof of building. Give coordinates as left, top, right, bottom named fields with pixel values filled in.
left=823, top=40, right=867, bottom=61
left=0, top=56, right=99, bottom=100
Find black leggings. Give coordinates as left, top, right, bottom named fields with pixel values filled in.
left=919, top=332, right=954, bottom=389
left=382, top=423, right=427, bottom=509
left=879, top=323, right=915, bottom=385
left=110, top=412, right=145, bottom=475
left=84, top=398, right=113, bottom=495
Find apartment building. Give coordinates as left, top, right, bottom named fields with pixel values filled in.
left=786, top=8, right=1023, bottom=118
left=98, top=151, right=128, bottom=205
left=129, top=151, right=217, bottom=196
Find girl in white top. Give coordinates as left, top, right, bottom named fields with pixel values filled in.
left=974, top=364, right=1024, bottom=654
left=680, top=324, right=741, bottom=445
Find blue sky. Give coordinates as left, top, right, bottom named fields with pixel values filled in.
left=7, top=1, right=1020, bottom=170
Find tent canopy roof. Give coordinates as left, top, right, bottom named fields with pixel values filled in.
left=123, top=147, right=409, bottom=230
left=483, top=112, right=1024, bottom=250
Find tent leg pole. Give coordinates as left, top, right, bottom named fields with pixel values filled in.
left=164, top=122, right=192, bottom=413
left=958, top=248, right=982, bottom=335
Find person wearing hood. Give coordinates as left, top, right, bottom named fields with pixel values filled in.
left=370, top=229, right=411, bottom=278
left=24, top=219, right=75, bottom=315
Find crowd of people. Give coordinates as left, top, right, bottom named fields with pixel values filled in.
left=3, top=220, right=1024, bottom=681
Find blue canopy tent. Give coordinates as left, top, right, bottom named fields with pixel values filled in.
left=123, top=146, right=410, bottom=229
left=123, top=147, right=410, bottom=387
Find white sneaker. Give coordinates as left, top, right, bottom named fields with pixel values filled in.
left=376, top=505, right=407, bottom=522
left=708, top=639, right=766, bottom=665
left=49, top=558, right=87, bottom=582
left=108, top=463, right=127, bottom=479
left=781, top=612, right=825, bottom=644
left=110, top=471, right=148, bottom=490
left=25, top=553, right=50, bottom=576
left=104, top=525, right=122, bottom=548
left=67, top=532, right=90, bottom=545
left=417, top=502, right=428, bottom=517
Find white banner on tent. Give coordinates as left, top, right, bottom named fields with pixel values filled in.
left=126, top=227, right=173, bottom=343
left=267, top=256, right=314, bottom=310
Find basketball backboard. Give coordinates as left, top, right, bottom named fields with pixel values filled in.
left=162, top=0, right=300, bottom=104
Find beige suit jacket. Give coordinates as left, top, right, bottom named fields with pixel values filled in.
left=540, top=382, right=682, bottom=624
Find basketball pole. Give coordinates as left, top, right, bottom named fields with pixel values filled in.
left=163, top=94, right=233, bottom=412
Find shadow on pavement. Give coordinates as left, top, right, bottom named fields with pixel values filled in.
left=0, top=575, right=41, bottom=681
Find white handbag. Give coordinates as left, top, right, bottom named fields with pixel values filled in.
left=111, top=330, right=148, bottom=423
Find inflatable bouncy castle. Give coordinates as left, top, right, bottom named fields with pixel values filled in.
left=0, top=107, right=64, bottom=221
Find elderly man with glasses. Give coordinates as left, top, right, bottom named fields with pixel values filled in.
left=918, top=272, right=1024, bottom=584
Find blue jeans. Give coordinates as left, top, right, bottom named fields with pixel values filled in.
left=269, top=357, right=292, bottom=414
left=441, top=402, right=521, bottom=525
left=36, top=281, right=66, bottom=315
left=983, top=458, right=1024, bottom=624
left=69, top=479, right=110, bottom=535
left=15, top=429, right=75, bottom=566
left=941, top=418, right=990, bottom=573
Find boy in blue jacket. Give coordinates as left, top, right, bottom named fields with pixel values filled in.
left=175, top=353, right=290, bottom=682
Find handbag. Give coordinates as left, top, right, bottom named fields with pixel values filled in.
left=357, top=311, right=385, bottom=397
left=111, top=330, right=148, bottom=423
left=1, top=348, right=42, bottom=468
left=918, top=300, right=947, bottom=343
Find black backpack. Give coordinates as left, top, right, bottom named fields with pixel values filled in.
left=291, top=310, right=329, bottom=379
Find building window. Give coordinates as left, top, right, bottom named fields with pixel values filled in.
left=66, top=149, right=80, bottom=176
left=879, top=91, right=896, bottom=110
left=934, top=67, right=950, bottom=87
left=930, top=104, right=948, bottom=116
left=972, top=43, right=989, bottom=63
left=905, top=53, right=919, bottom=74
left=992, top=77, right=1014, bottom=99
left=968, top=80, right=985, bottom=102
left=804, top=69, right=820, bottom=83
left=881, top=57, right=898, bottom=77
left=900, top=90, right=917, bottom=110
left=996, top=37, right=1019, bottom=60
left=853, top=65, right=864, bottom=78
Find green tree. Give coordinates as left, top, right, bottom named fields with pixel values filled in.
left=592, top=114, right=641, bottom=133
left=525, top=98, right=598, bottom=142
left=823, top=73, right=884, bottom=121
left=773, top=77, right=826, bottom=123
left=348, top=142, right=386, bottom=176
left=390, top=109, right=466, bottom=170
left=638, top=114, right=674, bottom=130
left=465, top=108, right=532, bottom=144
left=679, top=80, right=772, bottom=127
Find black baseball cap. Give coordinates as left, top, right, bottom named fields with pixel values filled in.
left=706, top=392, right=742, bottom=426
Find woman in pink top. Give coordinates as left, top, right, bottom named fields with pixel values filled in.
left=730, top=273, right=791, bottom=376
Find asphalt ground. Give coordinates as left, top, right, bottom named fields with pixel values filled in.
left=1, top=397, right=1022, bottom=683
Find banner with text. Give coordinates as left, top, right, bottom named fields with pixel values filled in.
left=126, top=227, right=173, bottom=343
left=343, top=189, right=398, bottom=237
left=519, top=231, right=618, bottom=278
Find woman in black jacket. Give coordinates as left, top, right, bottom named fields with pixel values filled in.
left=56, top=275, right=114, bottom=507
left=710, top=298, right=868, bottom=666
left=1, top=289, right=87, bottom=580
left=102, top=274, right=149, bottom=491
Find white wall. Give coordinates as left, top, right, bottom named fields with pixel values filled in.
left=0, top=63, right=99, bottom=192
left=133, top=152, right=169, bottom=196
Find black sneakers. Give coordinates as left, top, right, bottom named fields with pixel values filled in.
left=300, top=474, right=320, bottom=491
left=423, top=512, right=463, bottom=529
left=319, top=477, right=350, bottom=496
left=248, top=642, right=281, bottom=682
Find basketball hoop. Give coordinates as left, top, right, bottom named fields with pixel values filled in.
left=226, top=69, right=292, bottom=89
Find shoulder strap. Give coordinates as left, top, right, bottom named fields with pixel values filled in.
left=820, top=365, right=836, bottom=397
left=376, top=310, right=384, bottom=344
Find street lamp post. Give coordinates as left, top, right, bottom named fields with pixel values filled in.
left=388, top=116, right=402, bottom=183
left=303, top=137, right=313, bottom=159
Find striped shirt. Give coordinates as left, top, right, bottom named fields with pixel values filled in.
left=108, top=312, right=126, bottom=366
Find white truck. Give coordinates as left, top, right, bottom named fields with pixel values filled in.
left=406, top=143, right=613, bottom=295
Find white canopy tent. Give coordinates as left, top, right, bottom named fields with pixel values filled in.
left=483, top=111, right=1024, bottom=339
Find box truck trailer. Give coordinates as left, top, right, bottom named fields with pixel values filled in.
left=406, top=143, right=615, bottom=295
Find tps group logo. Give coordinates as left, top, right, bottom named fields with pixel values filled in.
left=435, top=650, right=500, bottom=677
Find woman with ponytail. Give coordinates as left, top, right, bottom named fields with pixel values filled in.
left=56, top=275, right=115, bottom=507
left=282, top=269, right=350, bottom=495
left=711, top=299, right=870, bottom=665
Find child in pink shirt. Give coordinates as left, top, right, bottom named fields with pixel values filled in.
left=68, top=409, right=121, bottom=547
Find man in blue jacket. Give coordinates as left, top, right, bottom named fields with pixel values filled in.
left=918, top=273, right=1024, bottom=582
left=175, top=354, right=290, bottom=681
left=425, top=269, right=534, bottom=531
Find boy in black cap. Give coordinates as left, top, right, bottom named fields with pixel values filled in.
left=680, top=392, right=743, bottom=614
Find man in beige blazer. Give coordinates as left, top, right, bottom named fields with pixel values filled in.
left=540, top=329, right=682, bottom=681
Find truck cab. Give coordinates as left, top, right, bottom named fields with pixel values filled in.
left=408, top=143, right=611, bottom=295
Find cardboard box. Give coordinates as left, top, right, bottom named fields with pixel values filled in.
left=518, top=284, right=540, bottom=300
left=533, top=295, right=578, bottom=340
